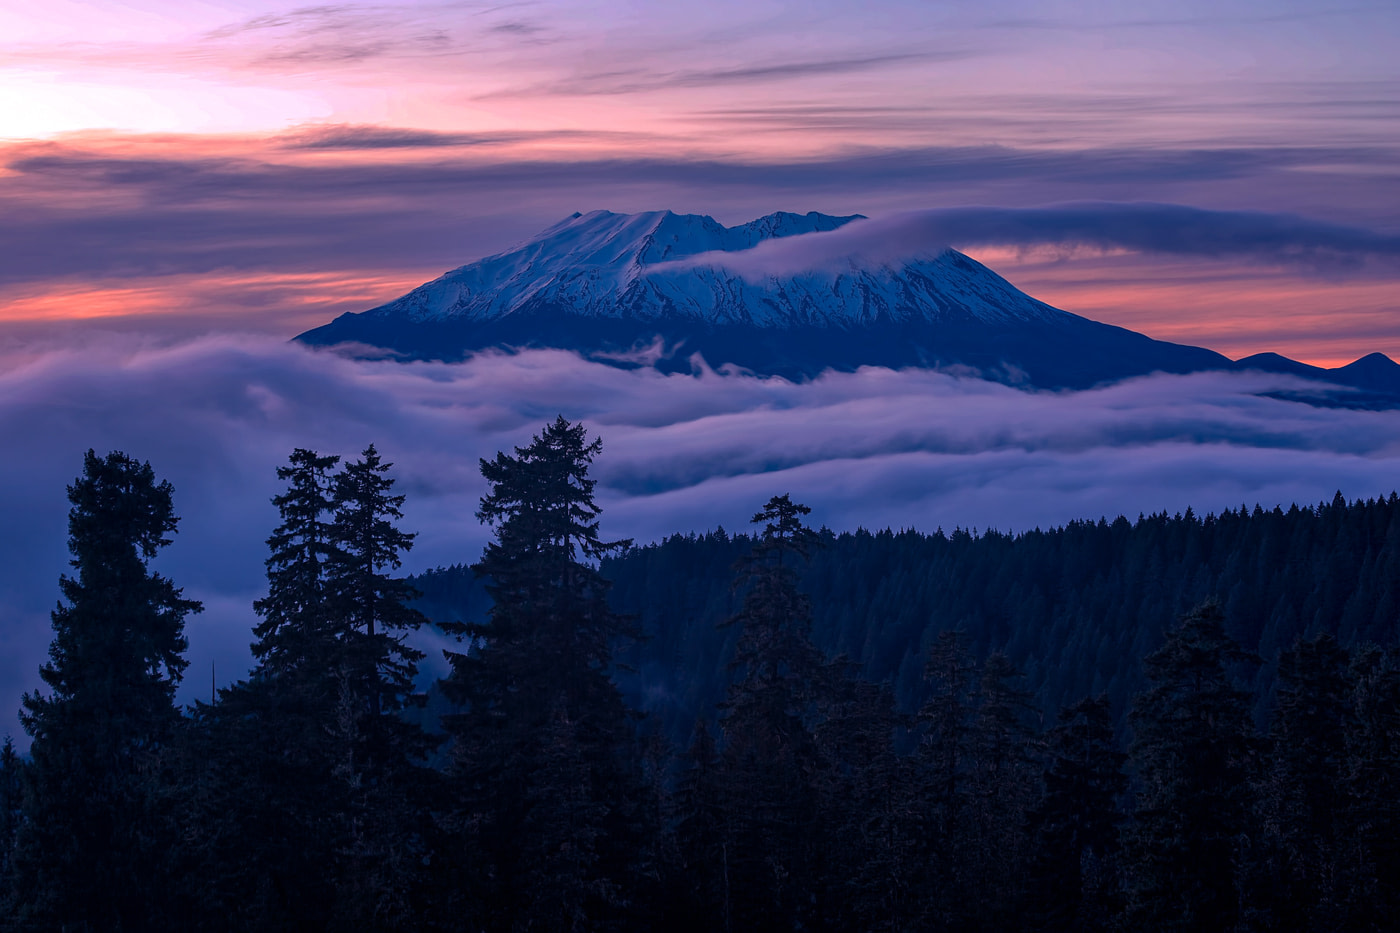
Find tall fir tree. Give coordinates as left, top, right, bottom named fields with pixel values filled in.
left=253, top=447, right=345, bottom=675
left=1125, top=601, right=1259, bottom=933
left=329, top=444, right=427, bottom=714
left=326, top=444, right=436, bottom=926
left=714, top=494, right=828, bottom=932
left=184, top=445, right=436, bottom=930
left=183, top=447, right=348, bottom=930
left=15, top=450, right=200, bottom=931
left=440, top=417, right=642, bottom=930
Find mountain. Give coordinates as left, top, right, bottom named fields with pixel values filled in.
left=297, top=209, right=1400, bottom=397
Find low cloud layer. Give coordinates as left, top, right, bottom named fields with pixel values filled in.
left=4, top=335, right=1400, bottom=743
left=655, top=203, right=1400, bottom=279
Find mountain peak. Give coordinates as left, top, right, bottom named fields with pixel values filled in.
left=296, top=208, right=1400, bottom=398
left=348, top=208, right=1065, bottom=328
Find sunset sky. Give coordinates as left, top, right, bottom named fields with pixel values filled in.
left=2, top=0, right=1397, bottom=363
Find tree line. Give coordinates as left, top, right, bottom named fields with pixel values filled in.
left=1, top=417, right=1398, bottom=931
left=424, top=490, right=1400, bottom=744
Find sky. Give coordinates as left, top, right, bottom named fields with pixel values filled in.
left=1, top=0, right=1397, bottom=360
left=2, top=0, right=1400, bottom=738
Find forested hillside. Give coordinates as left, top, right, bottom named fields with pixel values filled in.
left=414, top=492, right=1400, bottom=740
left=5, top=425, right=1400, bottom=931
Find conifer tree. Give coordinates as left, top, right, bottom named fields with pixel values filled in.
left=1125, top=601, right=1259, bottom=932
left=15, top=450, right=200, bottom=930
left=253, top=447, right=344, bottom=675
left=188, top=445, right=434, bottom=930
left=326, top=444, right=436, bottom=926
left=440, top=417, right=641, bottom=929
left=715, top=494, right=828, bottom=931
left=329, top=444, right=427, bottom=715
left=185, top=447, right=348, bottom=930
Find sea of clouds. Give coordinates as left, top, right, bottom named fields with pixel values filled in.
left=4, top=334, right=1400, bottom=741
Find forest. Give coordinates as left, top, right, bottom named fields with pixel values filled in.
left=1, top=416, right=1398, bottom=932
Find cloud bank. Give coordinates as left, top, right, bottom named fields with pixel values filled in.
left=654, top=203, right=1400, bottom=279
left=4, top=335, right=1400, bottom=744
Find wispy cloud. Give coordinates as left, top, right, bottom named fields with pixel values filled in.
left=197, top=3, right=477, bottom=68
left=478, top=49, right=959, bottom=98
left=4, top=136, right=1396, bottom=289
left=651, top=203, right=1400, bottom=280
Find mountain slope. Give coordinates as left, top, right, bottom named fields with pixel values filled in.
left=296, top=209, right=1396, bottom=395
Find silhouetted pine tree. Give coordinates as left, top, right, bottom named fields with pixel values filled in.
left=715, top=494, right=827, bottom=931
left=14, top=450, right=200, bottom=931
left=183, top=447, right=348, bottom=931
left=440, top=417, right=642, bottom=930
left=325, top=444, right=437, bottom=927
left=1125, top=601, right=1259, bottom=932
left=329, top=443, right=428, bottom=717
left=253, top=448, right=345, bottom=676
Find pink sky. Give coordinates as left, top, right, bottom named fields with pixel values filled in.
left=1, top=0, right=1398, bottom=364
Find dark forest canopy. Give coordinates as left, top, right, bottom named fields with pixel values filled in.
left=414, top=490, right=1400, bottom=741
left=3, top=424, right=1400, bottom=932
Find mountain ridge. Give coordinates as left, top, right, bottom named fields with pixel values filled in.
left=297, top=209, right=1400, bottom=400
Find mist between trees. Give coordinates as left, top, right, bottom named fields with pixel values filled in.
left=2, top=417, right=1398, bottom=932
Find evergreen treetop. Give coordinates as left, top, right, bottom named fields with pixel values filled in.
left=252, top=447, right=344, bottom=677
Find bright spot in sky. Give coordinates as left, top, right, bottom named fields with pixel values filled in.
left=0, top=70, right=332, bottom=138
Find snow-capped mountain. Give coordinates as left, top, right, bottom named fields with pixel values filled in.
left=297, top=209, right=1400, bottom=399
left=346, top=209, right=1065, bottom=329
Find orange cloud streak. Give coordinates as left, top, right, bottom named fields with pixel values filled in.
left=0, top=270, right=434, bottom=333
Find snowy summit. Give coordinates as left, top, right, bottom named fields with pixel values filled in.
left=347, top=209, right=1067, bottom=329
left=297, top=209, right=1400, bottom=398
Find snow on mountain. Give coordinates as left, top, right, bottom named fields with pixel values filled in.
left=302, top=208, right=1400, bottom=401
left=360, top=210, right=1071, bottom=329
